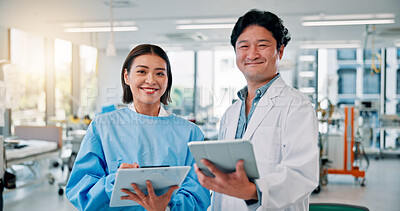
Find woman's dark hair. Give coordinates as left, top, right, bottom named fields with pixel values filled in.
left=121, top=44, right=172, bottom=105
left=230, top=9, right=291, bottom=50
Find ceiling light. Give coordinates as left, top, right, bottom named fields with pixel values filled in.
left=299, top=87, right=315, bottom=93
left=303, top=19, right=395, bottom=26
left=62, top=21, right=136, bottom=28
left=64, top=26, right=138, bottom=33
left=176, top=18, right=236, bottom=24
left=300, top=40, right=361, bottom=49
left=177, top=24, right=234, bottom=30
left=302, top=13, right=395, bottom=21
left=299, top=71, right=316, bottom=78
left=301, top=43, right=361, bottom=49
left=299, top=55, right=316, bottom=62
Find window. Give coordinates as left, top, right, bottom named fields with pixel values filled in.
left=166, top=51, right=195, bottom=116
left=397, top=48, right=400, bottom=60
left=10, top=29, right=46, bottom=126
left=363, top=49, right=381, bottom=60
left=397, top=69, right=400, bottom=94
left=337, top=49, right=356, bottom=60
left=54, top=39, right=72, bottom=119
left=79, top=45, right=98, bottom=117
left=337, top=68, right=356, bottom=94
left=363, top=68, right=380, bottom=94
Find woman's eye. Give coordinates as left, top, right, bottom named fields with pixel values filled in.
left=137, top=70, right=146, bottom=74
left=156, top=72, right=166, bottom=76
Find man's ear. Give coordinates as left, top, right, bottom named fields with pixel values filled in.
left=278, top=45, right=285, bottom=60
left=123, top=69, right=129, bottom=85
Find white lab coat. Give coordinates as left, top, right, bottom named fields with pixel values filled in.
left=212, top=77, right=319, bottom=211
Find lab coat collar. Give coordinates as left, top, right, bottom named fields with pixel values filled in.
left=243, top=77, right=286, bottom=140
left=224, top=77, right=286, bottom=140
left=128, top=103, right=170, bottom=117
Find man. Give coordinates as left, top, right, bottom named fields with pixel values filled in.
left=194, top=9, right=319, bottom=210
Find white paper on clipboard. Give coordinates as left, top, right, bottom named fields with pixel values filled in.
left=110, top=166, right=191, bottom=207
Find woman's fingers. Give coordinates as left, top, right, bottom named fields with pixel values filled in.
left=131, top=183, right=146, bottom=199
left=146, top=180, right=156, bottom=197
left=120, top=189, right=140, bottom=201
left=119, top=163, right=140, bottom=169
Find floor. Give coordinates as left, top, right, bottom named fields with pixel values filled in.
left=3, top=157, right=400, bottom=211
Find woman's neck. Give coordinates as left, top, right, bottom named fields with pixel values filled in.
left=134, top=102, right=160, bottom=116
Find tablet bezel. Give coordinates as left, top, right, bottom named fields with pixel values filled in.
left=188, top=139, right=259, bottom=179
left=109, top=166, right=191, bottom=207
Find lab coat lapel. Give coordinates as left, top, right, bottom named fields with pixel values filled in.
left=242, top=77, right=286, bottom=140
left=225, top=101, right=242, bottom=139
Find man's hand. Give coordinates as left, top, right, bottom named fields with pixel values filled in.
left=194, top=159, right=258, bottom=200
left=121, top=180, right=179, bottom=211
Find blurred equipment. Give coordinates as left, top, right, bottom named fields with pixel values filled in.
left=5, top=126, right=62, bottom=188
left=326, top=106, right=368, bottom=186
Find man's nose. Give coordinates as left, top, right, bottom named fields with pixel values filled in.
left=247, top=45, right=260, bottom=60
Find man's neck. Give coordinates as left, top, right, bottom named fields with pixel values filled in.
left=245, top=73, right=278, bottom=115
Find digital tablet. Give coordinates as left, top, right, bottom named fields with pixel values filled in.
left=188, top=140, right=259, bottom=179
left=109, top=166, right=191, bottom=207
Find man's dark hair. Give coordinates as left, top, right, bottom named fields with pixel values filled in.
left=230, top=9, right=291, bottom=50
left=121, top=44, right=172, bottom=105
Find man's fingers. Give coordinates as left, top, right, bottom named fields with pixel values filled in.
left=235, top=160, right=247, bottom=178
left=201, top=159, right=224, bottom=177
left=131, top=183, right=146, bottom=199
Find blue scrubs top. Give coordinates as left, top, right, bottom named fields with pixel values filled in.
left=66, top=107, right=210, bottom=211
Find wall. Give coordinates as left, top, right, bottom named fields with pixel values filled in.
left=96, top=49, right=129, bottom=113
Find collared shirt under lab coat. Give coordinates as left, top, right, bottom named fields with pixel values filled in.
left=212, top=77, right=319, bottom=211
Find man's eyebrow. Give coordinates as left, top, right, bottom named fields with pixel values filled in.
left=237, top=40, right=249, bottom=45
left=258, top=39, right=272, bottom=43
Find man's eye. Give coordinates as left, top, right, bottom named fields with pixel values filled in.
left=239, top=45, right=249, bottom=49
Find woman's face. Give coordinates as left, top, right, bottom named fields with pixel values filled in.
left=124, top=54, right=168, bottom=108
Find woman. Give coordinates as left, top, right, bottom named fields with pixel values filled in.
left=66, top=44, right=210, bottom=211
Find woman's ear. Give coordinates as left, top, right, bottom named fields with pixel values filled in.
left=124, top=69, right=129, bottom=85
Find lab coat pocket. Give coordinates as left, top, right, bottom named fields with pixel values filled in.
left=251, top=126, right=282, bottom=171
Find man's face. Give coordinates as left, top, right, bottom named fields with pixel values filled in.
left=235, top=25, right=284, bottom=85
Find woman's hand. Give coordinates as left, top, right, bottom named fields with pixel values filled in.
left=119, top=163, right=140, bottom=169
left=121, top=180, right=179, bottom=211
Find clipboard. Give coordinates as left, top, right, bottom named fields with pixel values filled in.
left=110, top=166, right=191, bottom=207
left=188, top=139, right=259, bottom=179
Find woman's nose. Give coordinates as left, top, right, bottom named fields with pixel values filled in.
left=145, top=74, right=156, bottom=84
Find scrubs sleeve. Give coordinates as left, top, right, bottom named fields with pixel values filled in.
left=169, top=126, right=211, bottom=211
left=65, top=119, right=115, bottom=211
left=257, top=100, right=319, bottom=209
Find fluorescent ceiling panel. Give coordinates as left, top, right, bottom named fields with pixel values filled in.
left=177, top=24, right=234, bottom=30
left=303, top=19, right=395, bottom=26
left=64, top=26, right=138, bottom=33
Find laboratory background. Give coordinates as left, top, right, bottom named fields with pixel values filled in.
left=1, top=0, right=400, bottom=210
